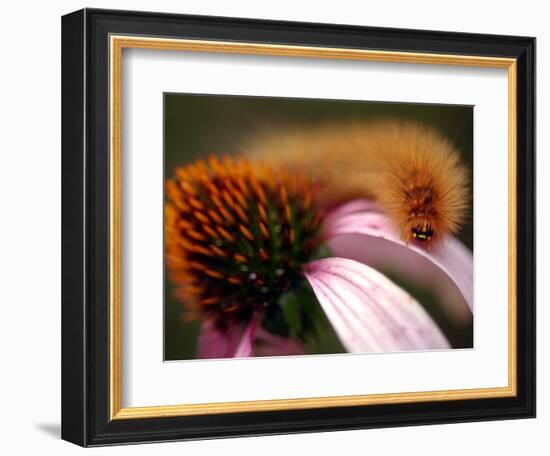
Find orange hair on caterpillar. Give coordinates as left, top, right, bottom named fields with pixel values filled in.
left=244, top=120, right=469, bottom=247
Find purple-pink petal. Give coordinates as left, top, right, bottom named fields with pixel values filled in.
left=324, top=201, right=473, bottom=314
left=254, top=328, right=305, bottom=357
left=198, top=314, right=260, bottom=359
left=233, top=313, right=260, bottom=358
left=324, top=199, right=382, bottom=219
left=304, top=257, right=450, bottom=352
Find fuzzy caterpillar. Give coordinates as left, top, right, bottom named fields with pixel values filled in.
left=243, top=120, right=469, bottom=247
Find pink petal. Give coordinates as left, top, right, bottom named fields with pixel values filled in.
left=304, top=257, right=450, bottom=352
left=324, top=199, right=382, bottom=219
left=198, top=314, right=260, bottom=359
left=233, top=313, right=260, bottom=358
left=324, top=200, right=473, bottom=314
left=253, top=328, right=305, bottom=357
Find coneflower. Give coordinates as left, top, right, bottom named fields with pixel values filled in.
left=166, top=155, right=472, bottom=358
left=166, top=156, right=322, bottom=327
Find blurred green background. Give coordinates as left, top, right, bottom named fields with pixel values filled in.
left=164, top=93, right=474, bottom=360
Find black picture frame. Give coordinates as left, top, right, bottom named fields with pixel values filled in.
left=62, top=8, right=535, bottom=447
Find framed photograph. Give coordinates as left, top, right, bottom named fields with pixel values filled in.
left=61, top=8, right=535, bottom=446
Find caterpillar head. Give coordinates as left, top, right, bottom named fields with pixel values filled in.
left=400, top=175, right=468, bottom=251
left=402, top=183, right=439, bottom=249
left=412, top=225, right=434, bottom=242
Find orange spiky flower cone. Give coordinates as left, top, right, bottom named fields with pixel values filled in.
left=165, top=156, right=323, bottom=330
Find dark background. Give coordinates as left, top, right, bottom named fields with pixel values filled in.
left=164, top=93, right=474, bottom=360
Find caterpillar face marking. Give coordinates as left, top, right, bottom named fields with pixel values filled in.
left=412, top=227, right=434, bottom=241
left=403, top=182, right=438, bottom=246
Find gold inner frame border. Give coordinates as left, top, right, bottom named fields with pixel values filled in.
left=109, top=35, right=517, bottom=420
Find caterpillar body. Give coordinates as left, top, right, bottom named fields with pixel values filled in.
left=244, top=121, right=469, bottom=247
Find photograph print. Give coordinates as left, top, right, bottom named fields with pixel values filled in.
left=164, top=94, right=474, bottom=361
